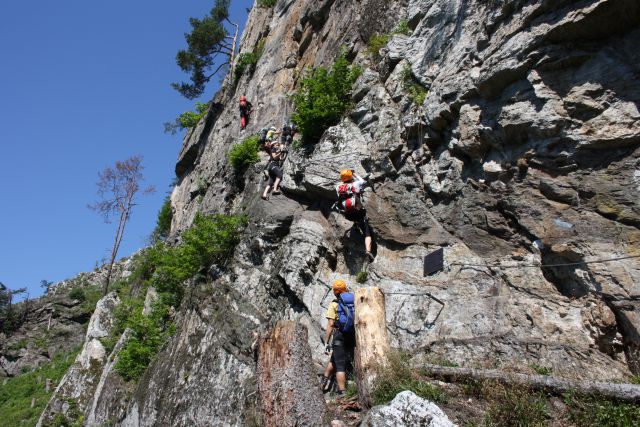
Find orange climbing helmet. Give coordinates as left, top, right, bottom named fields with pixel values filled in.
left=340, top=169, right=353, bottom=182
left=332, top=279, right=347, bottom=294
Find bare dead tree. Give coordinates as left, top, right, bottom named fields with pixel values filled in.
left=89, top=155, right=155, bottom=295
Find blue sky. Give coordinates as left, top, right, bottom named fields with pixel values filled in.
left=0, top=0, right=253, bottom=298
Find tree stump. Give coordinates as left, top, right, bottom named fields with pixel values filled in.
left=354, top=287, right=391, bottom=408
left=257, top=320, right=326, bottom=427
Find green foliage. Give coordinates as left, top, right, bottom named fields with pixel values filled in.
left=257, top=0, right=277, bottom=7
left=401, top=64, right=428, bottom=106
left=68, top=287, right=86, bottom=302
left=482, top=383, right=549, bottom=426
left=113, top=298, right=175, bottom=382
left=256, top=37, right=266, bottom=58
left=631, top=375, right=640, bottom=385
left=0, top=349, right=79, bottom=426
left=292, top=55, right=361, bottom=144
left=110, top=213, right=247, bottom=381
left=371, top=351, right=447, bottom=406
left=356, top=271, right=368, bottom=283
left=529, top=364, right=552, bottom=376
left=393, top=19, right=411, bottom=36
left=172, top=0, right=232, bottom=99
left=367, top=33, right=391, bottom=62
left=164, top=102, right=209, bottom=135
left=234, top=52, right=259, bottom=84
left=228, top=135, right=261, bottom=173
left=564, top=392, right=640, bottom=427
left=151, top=196, right=173, bottom=242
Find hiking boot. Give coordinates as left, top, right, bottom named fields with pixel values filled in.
left=366, top=252, right=375, bottom=263
left=272, top=189, right=281, bottom=195
left=321, top=376, right=332, bottom=393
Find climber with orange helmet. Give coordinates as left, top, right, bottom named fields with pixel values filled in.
left=321, top=279, right=356, bottom=396
left=239, top=95, right=253, bottom=130
left=336, top=168, right=374, bottom=262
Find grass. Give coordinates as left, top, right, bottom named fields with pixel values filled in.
left=564, top=391, right=640, bottom=427
left=481, top=382, right=549, bottom=426
left=367, top=33, right=390, bottom=62
left=401, top=64, right=427, bottom=106
left=529, top=364, right=552, bottom=376
left=355, top=271, right=368, bottom=283
left=228, top=135, right=261, bottom=174
left=0, top=348, right=80, bottom=427
left=371, top=351, right=447, bottom=406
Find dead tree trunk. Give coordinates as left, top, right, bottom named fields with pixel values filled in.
left=421, top=364, right=640, bottom=403
left=257, top=321, right=326, bottom=427
left=354, top=287, right=391, bottom=408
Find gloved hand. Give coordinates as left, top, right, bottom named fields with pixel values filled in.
left=325, top=344, right=331, bottom=354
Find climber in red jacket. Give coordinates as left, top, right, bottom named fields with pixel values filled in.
left=239, top=96, right=253, bottom=130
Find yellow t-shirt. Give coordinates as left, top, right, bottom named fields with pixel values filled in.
left=326, top=301, right=339, bottom=321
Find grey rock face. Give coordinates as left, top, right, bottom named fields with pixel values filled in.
left=361, top=390, right=455, bottom=427
left=42, top=0, right=640, bottom=424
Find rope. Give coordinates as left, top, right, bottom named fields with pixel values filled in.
left=448, top=254, right=640, bottom=270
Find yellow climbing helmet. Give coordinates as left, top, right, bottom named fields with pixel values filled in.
left=340, top=169, right=353, bottom=182
left=332, top=279, right=347, bottom=294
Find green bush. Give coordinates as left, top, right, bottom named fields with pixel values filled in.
left=371, top=351, right=447, bottom=406
left=151, top=196, right=173, bottom=242
left=292, top=55, right=361, bottom=144
left=228, top=135, right=261, bottom=173
left=234, top=52, right=259, bottom=84
left=257, top=0, right=277, bottom=7
left=111, top=213, right=247, bottom=381
left=164, top=102, right=209, bottom=134
left=356, top=271, right=368, bottom=283
left=367, top=33, right=391, bottom=62
left=68, top=287, right=86, bottom=302
left=0, top=348, right=80, bottom=426
left=394, top=20, right=411, bottom=36
left=401, top=64, right=427, bottom=106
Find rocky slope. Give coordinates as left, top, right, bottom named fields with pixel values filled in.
left=37, top=0, right=640, bottom=425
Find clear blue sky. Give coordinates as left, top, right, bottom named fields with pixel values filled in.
left=0, top=0, right=253, bottom=298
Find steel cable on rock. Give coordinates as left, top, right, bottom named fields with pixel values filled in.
left=448, top=254, right=640, bottom=270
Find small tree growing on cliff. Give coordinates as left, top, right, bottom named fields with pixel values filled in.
left=172, top=0, right=239, bottom=99
left=89, top=156, right=155, bottom=295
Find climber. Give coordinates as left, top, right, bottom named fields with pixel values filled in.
left=239, top=96, right=253, bottom=130
left=335, top=169, right=375, bottom=262
left=321, top=279, right=356, bottom=396
left=280, top=120, right=297, bottom=147
left=261, top=142, right=288, bottom=200
left=266, top=126, right=279, bottom=143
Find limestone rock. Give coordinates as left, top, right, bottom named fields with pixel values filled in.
left=361, top=391, right=455, bottom=427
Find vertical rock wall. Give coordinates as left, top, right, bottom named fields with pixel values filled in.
left=44, top=0, right=640, bottom=424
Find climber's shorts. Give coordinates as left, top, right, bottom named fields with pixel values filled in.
left=330, top=330, right=355, bottom=373
left=267, top=164, right=283, bottom=186
left=345, top=209, right=371, bottom=237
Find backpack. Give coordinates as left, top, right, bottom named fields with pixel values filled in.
left=337, top=183, right=359, bottom=213
left=259, top=128, right=268, bottom=144
left=335, top=293, right=355, bottom=333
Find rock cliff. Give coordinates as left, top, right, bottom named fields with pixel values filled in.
left=37, top=0, right=640, bottom=425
